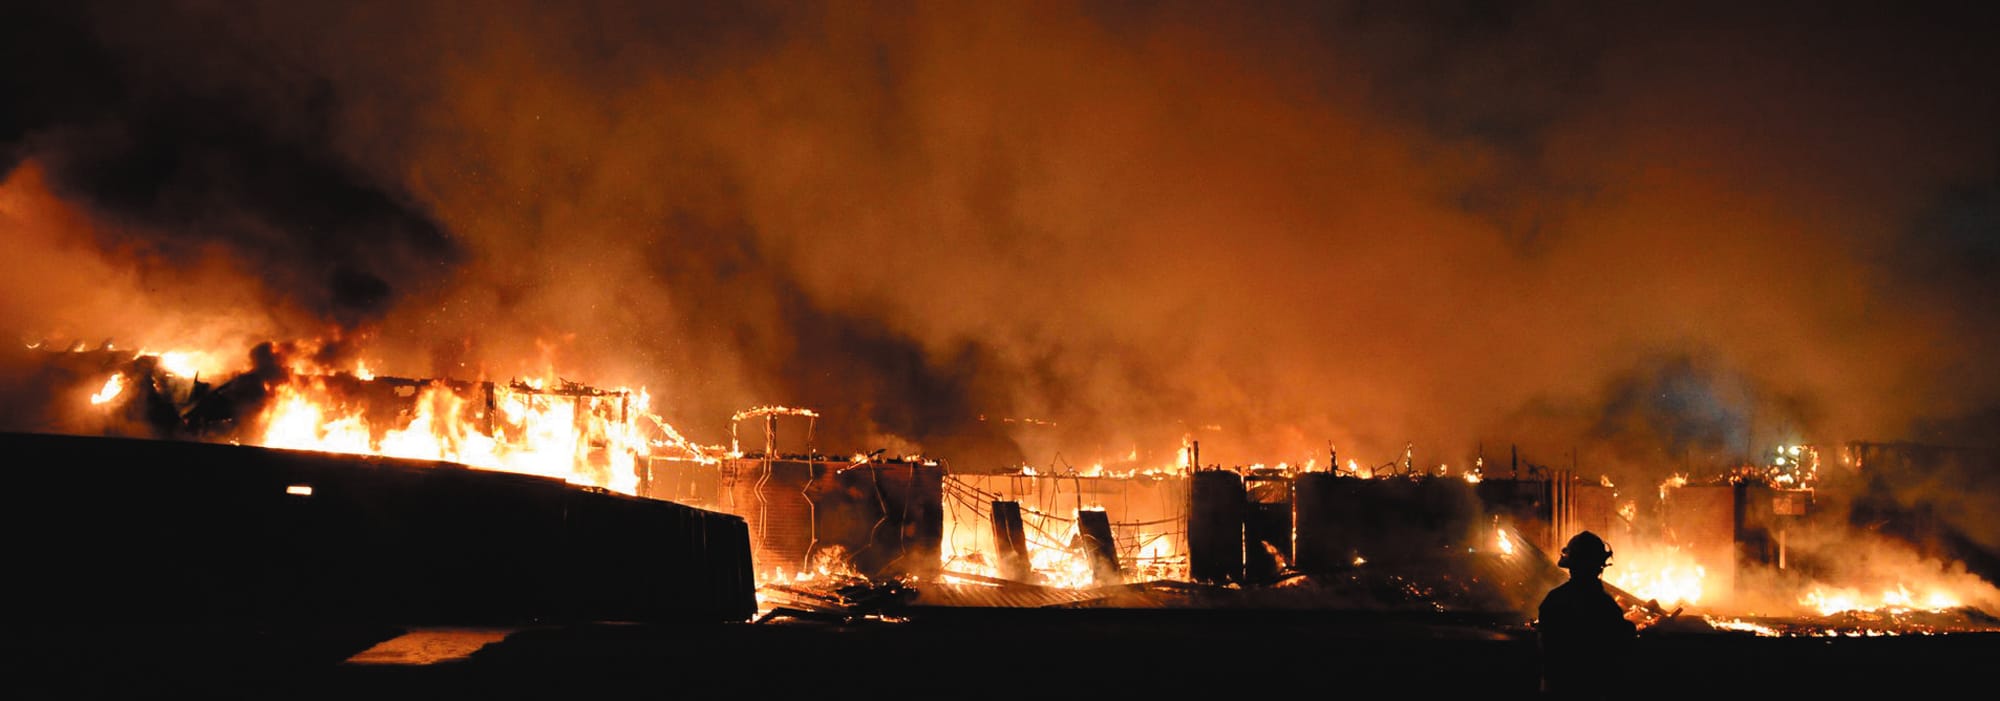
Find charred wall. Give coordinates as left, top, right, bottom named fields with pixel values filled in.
left=815, top=460, right=945, bottom=579
left=1189, top=469, right=1246, bottom=584
left=709, top=456, right=943, bottom=580
left=1292, top=475, right=1483, bottom=571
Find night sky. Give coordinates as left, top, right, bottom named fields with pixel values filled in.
left=4, top=0, right=1998, bottom=512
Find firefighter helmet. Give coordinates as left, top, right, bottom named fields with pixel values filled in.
left=1558, top=530, right=1613, bottom=569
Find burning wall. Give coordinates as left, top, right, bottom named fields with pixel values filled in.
left=642, top=454, right=946, bottom=584
left=941, top=472, right=1190, bottom=588
left=15, top=340, right=694, bottom=495
left=1539, top=459, right=2000, bottom=630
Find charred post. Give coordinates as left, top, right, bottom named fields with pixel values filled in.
left=1292, top=471, right=1341, bottom=573
left=991, top=500, right=1032, bottom=582
left=1189, top=469, right=1246, bottom=584
left=1074, top=508, right=1122, bottom=586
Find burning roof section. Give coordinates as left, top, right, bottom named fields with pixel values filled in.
left=26, top=339, right=708, bottom=494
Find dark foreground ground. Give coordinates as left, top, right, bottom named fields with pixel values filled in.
left=10, top=607, right=1999, bottom=700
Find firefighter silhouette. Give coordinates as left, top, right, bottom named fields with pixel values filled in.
left=1536, top=530, right=1637, bottom=698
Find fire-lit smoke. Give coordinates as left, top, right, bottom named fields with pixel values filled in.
left=1730, top=523, right=2000, bottom=617
left=6, top=2, right=2000, bottom=551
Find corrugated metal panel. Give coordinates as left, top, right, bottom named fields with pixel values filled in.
left=725, top=458, right=822, bottom=579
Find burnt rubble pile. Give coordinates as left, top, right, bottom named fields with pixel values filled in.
left=755, top=575, right=917, bottom=624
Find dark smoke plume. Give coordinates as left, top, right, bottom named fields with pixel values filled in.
left=4, top=1, right=1999, bottom=559
left=4, top=1, right=460, bottom=331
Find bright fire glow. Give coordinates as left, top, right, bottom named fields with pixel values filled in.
left=939, top=472, right=1187, bottom=590
left=78, top=342, right=695, bottom=495
left=89, top=374, right=124, bottom=405
left=1802, top=584, right=1961, bottom=616
left=151, top=351, right=208, bottom=378
left=1344, top=459, right=1371, bottom=479
left=1608, top=545, right=1706, bottom=608
left=1659, top=473, right=1688, bottom=501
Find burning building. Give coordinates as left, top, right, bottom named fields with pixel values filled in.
left=11, top=337, right=2000, bottom=638
left=5, top=340, right=757, bottom=625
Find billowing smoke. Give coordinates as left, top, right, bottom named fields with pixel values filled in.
left=5, top=1, right=2000, bottom=553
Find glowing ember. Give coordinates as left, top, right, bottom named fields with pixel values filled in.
left=1705, top=617, right=1781, bottom=636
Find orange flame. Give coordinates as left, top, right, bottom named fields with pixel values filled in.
left=73, top=341, right=693, bottom=495
left=1802, top=584, right=1962, bottom=616
left=257, top=376, right=662, bottom=493
left=1608, top=544, right=1707, bottom=608
left=89, top=374, right=124, bottom=405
